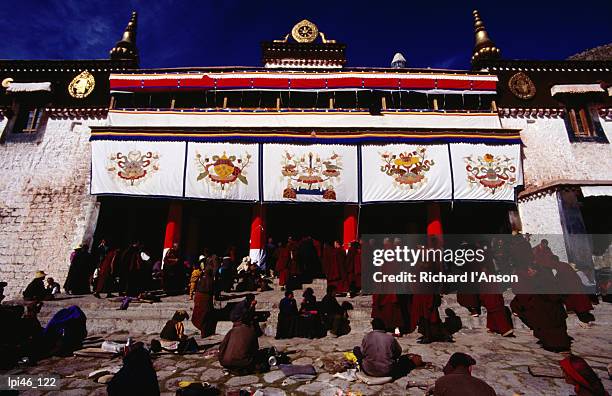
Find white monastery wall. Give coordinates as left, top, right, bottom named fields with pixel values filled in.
left=0, top=116, right=103, bottom=298
left=501, top=115, right=612, bottom=188
left=517, top=192, right=568, bottom=261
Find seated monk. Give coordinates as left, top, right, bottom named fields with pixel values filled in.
left=219, top=313, right=269, bottom=374
left=320, top=285, right=351, bottom=336
left=560, top=355, right=608, bottom=396
left=430, top=352, right=496, bottom=396
left=353, top=318, right=414, bottom=379
left=23, top=271, right=52, bottom=301
left=298, top=287, right=325, bottom=339
left=276, top=290, right=299, bottom=339
left=160, top=310, right=189, bottom=341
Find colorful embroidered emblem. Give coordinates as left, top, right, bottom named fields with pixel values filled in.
left=380, top=147, right=434, bottom=189
left=281, top=151, right=342, bottom=200
left=195, top=151, right=251, bottom=191
left=465, top=153, right=517, bottom=193
left=107, top=150, right=159, bottom=186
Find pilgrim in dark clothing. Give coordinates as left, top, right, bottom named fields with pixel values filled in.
left=19, top=302, right=44, bottom=364
left=298, top=288, right=325, bottom=339
left=219, top=313, right=270, bottom=374
left=43, top=305, right=87, bottom=356
left=230, top=294, right=262, bottom=336
left=320, top=285, right=351, bottom=336
left=192, top=265, right=216, bottom=338
left=64, top=244, right=93, bottom=295
left=353, top=318, right=414, bottom=379
left=432, top=353, right=497, bottom=396
left=217, top=256, right=236, bottom=293
left=163, top=243, right=185, bottom=295
left=297, top=236, right=321, bottom=282
left=107, top=342, right=160, bottom=396
left=230, top=294, right=256, bottom=322
left=23, top=271, right=51, bottom=301
left=264, top=238, right=278, bottom=274
left=285, top=238, right=302, bottom=290
left=276, top=290, right=299, bottom=339
left=160, top=310, right=189, bottom=341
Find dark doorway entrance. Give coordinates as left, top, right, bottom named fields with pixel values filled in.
left=93, top=196, right=169, bottom=262
left=184, top=201, right=252, bottom=260
left=359, top=203, right=428, bottom=235
left=266, top=203, right=344, bottom=245
left=446, top=202, right=513, bottom=234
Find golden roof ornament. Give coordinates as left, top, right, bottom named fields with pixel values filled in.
left=291, top=19, right=319, bottom=43
left=272, top=19, right=336, bottom=44
left=68, top=70, right=95, bottom=99
left=471, top=10, right=501, bottom=65
left=110, top=11, right=139, bottom=62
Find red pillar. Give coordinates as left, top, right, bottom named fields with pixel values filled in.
left=163, top=201, right=183, bottom=263
left=427, top=203, right=443, bottom=249
left=343, top=205, right=358, bottom=250
left=249, top=204, right=266, bottom=266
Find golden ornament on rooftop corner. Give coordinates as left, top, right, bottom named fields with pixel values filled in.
left=291, top=19, right=319, bottom=43
left=68, top=70, right=95, bottom=99
left=508, top=72, right=536, bottom=100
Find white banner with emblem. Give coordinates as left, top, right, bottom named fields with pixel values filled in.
left=450, top=143, right=522, bottom=201
left=91, top=140, right=185, bottom=197
left=262, top=143, right=358, bottom=202
left=184, top=142, right=260, bottom=201
left=361, top=144, right=452, bottom=202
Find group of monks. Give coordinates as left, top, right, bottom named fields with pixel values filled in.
left=274, top=237, right=361, bottom=295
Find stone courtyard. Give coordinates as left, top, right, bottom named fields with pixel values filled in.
left=4, top=279, right=612, bottom=395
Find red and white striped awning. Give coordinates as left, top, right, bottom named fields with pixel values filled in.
left=110, top=71, right=497, bottom=94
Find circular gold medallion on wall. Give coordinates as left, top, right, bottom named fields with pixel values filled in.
left=508, top=72, right=536, bottom=100
left=291, top=19, right=319, bottom=43
left=68, top=70, right=95, bottom=99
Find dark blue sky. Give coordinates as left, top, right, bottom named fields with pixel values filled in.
left=1, top=0, right=610, bottom=70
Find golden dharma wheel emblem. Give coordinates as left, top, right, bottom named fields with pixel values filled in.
left=68, top=70, right=95, bottom=99
left=508, top=72, right=536, bottom=100
left=291, top=19, right=319, bottom=43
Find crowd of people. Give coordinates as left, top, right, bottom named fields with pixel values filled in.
left=2, top=231, right=610, bottom=395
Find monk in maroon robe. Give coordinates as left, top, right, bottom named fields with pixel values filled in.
left=94, top=248, right=118, bottom=298
left=276, top=245, right=289, bottom=287
left=551, top=257, right=595, bottom=323
left=346, top=241, right=362, bottom=293
left=192, top=265, right=216, bottom=337
left=371, top=294, right=404, bottom=332
left=321, top=243, right=333, bottom=279
left=327, top=241, right=347, bottom=293
left=511, top=266, right=572, bottom=352
left=477, top=247, right=514, bottom=336
left=286, top=238, right=300, bottom=278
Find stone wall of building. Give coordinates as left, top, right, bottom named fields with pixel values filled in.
left=517, top=192, right=568, bottom=261
left=501, top=114, right=612, bottom=188
left=0, top=116, right=103, bottom=298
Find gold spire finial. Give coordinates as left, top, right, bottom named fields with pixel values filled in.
left=110, top=11, right=139, bottom=62
left=471, top=9, right=500, bottom=66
